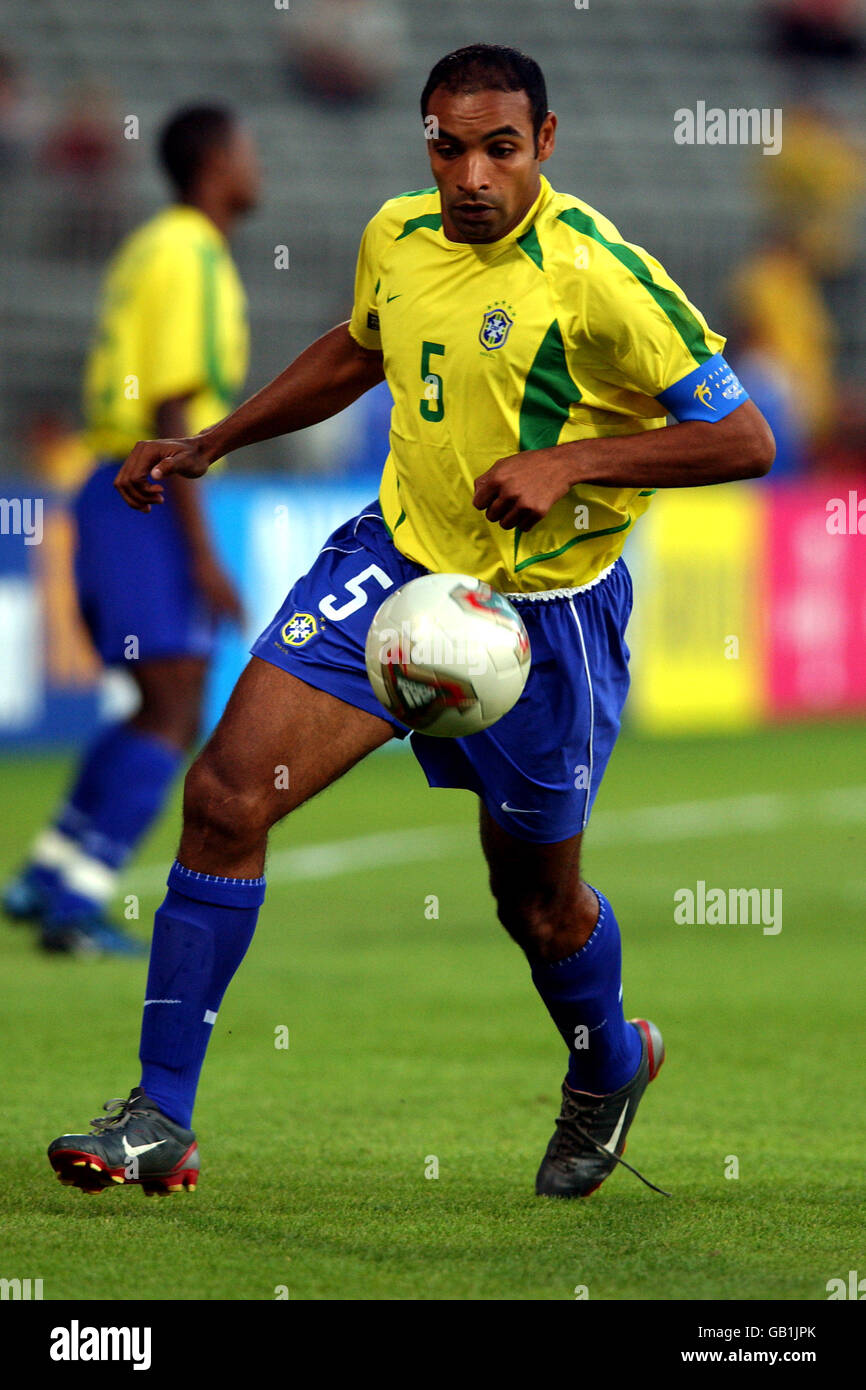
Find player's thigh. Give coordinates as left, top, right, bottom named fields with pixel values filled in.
left=75, top=460, right=214, bottom=667
left=191, top=655, right=395, bottom=828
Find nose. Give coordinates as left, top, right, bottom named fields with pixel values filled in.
left=457, top=152, right=490, bottom=197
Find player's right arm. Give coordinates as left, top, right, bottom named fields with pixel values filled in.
left=115, top=321, right=384, bottom=511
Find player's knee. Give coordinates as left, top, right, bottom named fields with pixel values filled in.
left=167, top=702, right=203, bottom=752
left=494, top=886, right=576, bottom=961
left=133, top=669, right=205, bottom=752
left=182, top=752, right=269, bottom=852
left=136, top=706, right=200, bottom=753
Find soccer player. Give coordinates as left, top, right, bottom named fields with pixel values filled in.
left=47, top=47, right=773, bottom=1197
left=5, top=105, right=258, bottom=955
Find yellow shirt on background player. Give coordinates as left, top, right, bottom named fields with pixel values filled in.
left=349, top=174, right=741, bottom=592
left=83, top=205, right=248, bottom=459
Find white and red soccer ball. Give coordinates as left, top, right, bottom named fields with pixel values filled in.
left=365, top=573, right=531, bottom=737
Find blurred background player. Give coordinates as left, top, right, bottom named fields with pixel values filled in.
left=2, top=103, right=260, bottom=955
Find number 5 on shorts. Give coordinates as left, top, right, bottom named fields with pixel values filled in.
left=319, top=564, right=393, bottom=620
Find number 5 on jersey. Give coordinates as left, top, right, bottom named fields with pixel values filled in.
left=420, top=341, right=445, bottom=422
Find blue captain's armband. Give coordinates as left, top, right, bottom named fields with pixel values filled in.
left=657, top=354, right=749, bottom=422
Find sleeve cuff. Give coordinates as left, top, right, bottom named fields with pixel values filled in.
left=657, top=354, right=749, bottom=422
left=348, top=312, right=381, bottom=352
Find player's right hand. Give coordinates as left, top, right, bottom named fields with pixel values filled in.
left=114, top=436, right=212, bottom=512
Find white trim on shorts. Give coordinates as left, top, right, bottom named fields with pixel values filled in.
left=567, top=597, right=596, bottom=830
left=503, top=558, right=618, bottom=601
left=319, top=511, right=385, bottom=557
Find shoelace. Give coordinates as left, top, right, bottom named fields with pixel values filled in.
left=555, top=1101, right=672, bottom=1198
left=90, top=1096, right=139, bottom=1134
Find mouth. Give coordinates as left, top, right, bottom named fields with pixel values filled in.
left=454, top=203, right=496, bottom=220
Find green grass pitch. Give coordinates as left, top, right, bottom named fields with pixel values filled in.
left=0, top=720, right=863, bottom=1301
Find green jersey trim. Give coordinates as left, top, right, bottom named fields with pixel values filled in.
left=396, top=213, right=443, bottom=241
left=556, top=207, right=714, bottom=366
left=200, top=243, right=234, bottom=404
left=514, top=319, right=583, bottom=572
left=518, top=319, right=582, bottom=452
left=516, top=225, right=544, bottom=272
left=393, top=186, right=437, bottom=200
left=381, top=508, right=405, bottom=538
left=514, top=516, right=633, bottom=573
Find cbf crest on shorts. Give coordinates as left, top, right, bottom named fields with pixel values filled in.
left=479, top=305, right=513, bottom=351
left=281, top=612, right=318, bottom=646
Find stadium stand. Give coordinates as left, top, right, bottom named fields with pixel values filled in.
left=1, top=0, right=863, bottom=472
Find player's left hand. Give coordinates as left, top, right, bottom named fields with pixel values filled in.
left=473, top=448, right=573, bottom=530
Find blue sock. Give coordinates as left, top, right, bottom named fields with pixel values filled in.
left=139, top=861, right=266, bottom=1127
left=22, top=862, right=63, bottom=896
left=530, top=886, right=642, bottom=1095
left=58, top=723, right=183, bottom=869
left=44, top=725, right=182, bottom=925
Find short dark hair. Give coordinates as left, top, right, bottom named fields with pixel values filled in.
left=420, top=44, right=548, bottom=146
left=158, top=104, right=236, bottom=196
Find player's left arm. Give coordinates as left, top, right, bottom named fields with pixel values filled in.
left=474, top=396, right=775, bottom=531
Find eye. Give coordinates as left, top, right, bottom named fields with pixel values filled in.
left=433, top=144, right=458, bottom=160
left=490, top=144, right=516, bottom=158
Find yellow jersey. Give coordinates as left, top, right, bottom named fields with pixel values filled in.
left=349, top=175, right=731, bottom=591
left=83, top=204, right=248, bottom=458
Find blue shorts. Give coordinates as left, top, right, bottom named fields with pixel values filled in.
left=251, top=501, right=633, bottom=844
left=74, top=460, right=215, bottom=666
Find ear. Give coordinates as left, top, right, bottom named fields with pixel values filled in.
left=536, top=111, right=557, bottom=163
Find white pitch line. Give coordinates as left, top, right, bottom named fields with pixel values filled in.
left=130, top=826, right=469, bottom=894
left=126, top=785, right=866, bottom=895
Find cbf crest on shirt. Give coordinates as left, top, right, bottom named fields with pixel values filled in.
left=479, top=303, right=515, bottom=351
left=348, top=175, right=746, bottom=593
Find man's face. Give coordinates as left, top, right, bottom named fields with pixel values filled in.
left=425, top=87, right=556, bottom=243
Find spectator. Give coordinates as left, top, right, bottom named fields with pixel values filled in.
left=40, top=81, right=129, bottom=258
left=757, top=101, right=865, bottom=281
left=765, top=0, right=865, bottom=63
left=0, top=46, right=42, bottom=172
left=282, top=0, right=407, bottom=107
left=728, top=232, right=837, bottom=456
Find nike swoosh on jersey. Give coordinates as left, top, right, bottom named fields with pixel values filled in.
left=122, top=1136, right=167, bottom=1159
left=386, top=293, right=401, bottom=301
left=500, top=801, right=541, bottom=814
left=601, top=1101, right=630, bottom=1153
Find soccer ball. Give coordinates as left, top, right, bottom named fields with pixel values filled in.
left=364, top=573, right=531, bottom=737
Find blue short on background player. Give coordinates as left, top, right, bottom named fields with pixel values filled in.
left=74, top=460, right=216, bottom=665
left=252, top=501, right=633, bottom=844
